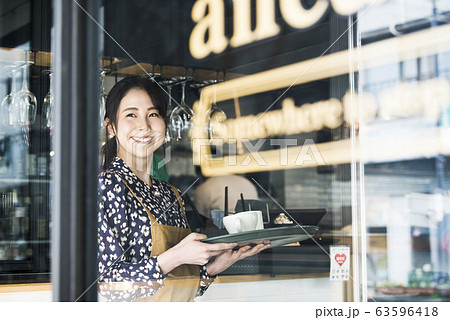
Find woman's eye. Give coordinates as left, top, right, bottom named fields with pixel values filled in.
left=149, top=113, right=160, bottom=118
left=126, top=113, right=136, bottom=118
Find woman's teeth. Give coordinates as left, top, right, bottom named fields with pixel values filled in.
left=133, top=136, right=152, bottom=143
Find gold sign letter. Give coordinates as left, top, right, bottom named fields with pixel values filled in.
left=279, top=0, right=329, bottom=29
left=190, top=0, right=228, bottom=59
left=230, top=0, right=280, bottom=48
left=330, top=0, right=382, bottom=16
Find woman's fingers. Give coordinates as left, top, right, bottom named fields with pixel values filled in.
left=189, top=234, right=236, bottom=252
left=200, top=238, right=271, bottom=260
left=188, top=232, right=207, bottom=241
left=206, top=242, right=237, bottom=252
left=236, top=243, right=270, bottom=259
left=237, top=245, right=252, bottom=254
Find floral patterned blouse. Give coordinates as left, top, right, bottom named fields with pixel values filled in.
left=97, top=157, right=213, bottom=302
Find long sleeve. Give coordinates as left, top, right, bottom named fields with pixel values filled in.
left=97, top=172, right=166, bottom=301
left=198, top=265, right=216, bottom=296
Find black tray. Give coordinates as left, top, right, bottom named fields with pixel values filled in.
left=201, top=225, right=319, bottom=248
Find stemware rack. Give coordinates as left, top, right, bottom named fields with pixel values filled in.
left=1, top=48, right=240, bottom=152
left=0, top=48, right=239, bottom=87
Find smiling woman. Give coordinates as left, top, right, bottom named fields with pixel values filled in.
left=97, top=77, right=270, bottom=302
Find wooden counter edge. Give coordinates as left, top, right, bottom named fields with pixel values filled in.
left=0, top=283, right=51, bottom=293
left=215, top=273, right=329, bottom=284
left=0, top=273, right=329, bottom=293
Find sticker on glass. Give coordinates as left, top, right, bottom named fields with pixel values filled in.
left=330, top=245, right=350, bottom=281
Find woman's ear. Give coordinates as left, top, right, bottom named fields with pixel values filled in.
left=105, top=118, right=115, bottom=137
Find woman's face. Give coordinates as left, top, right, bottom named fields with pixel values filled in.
left=108, top=88, right=166, bottom=162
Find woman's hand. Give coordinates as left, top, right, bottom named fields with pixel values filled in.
left=157, top=233, right=237, bottom=275
left=205, top=242, right=271, bottom=276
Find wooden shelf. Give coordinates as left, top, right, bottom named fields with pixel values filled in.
left=0, top=282, right=51, bottom=293
left=215, top=272, right=329, bottom=284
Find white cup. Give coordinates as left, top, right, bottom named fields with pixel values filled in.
left=223, top=211, right=263, bottom=234
left=210, top=210, right=225, bottom=229
left=255, top=210, right=264, bottom=229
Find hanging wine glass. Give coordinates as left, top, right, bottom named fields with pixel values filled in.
left=165, top=83, right=175, bottom=144
left=12, top=61, right=37, bottom=126
left=180, top=81, right=195, bottom=131
left=1, top=65, right=17, bottom=126
left=42, top=71, right=53, bottom=130
left=158, top=78, right=178, bottom=143
left=166, top=84, right=174, bottom=114
left=99, top=69, right=109, bottom=131
left=206, top=102, right=227, bottom=141
left=169, top=108, right=183, bottom=142
left=168, top=81, right=194, bottom=141
left=204, top=79, right=226, bottom=141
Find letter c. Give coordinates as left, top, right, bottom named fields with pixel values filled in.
left=279, top=0, right=329, bottom=29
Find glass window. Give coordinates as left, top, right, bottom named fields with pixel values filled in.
left=356, top=0, right=450, bottom=302
left=2, top=0, right=449, bottom=303
left=0, top=0, right=52, bottom=300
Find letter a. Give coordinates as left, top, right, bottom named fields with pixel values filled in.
left=190, top=0, right=228, bottom=59
left=295, top=139, right=326, bottom=166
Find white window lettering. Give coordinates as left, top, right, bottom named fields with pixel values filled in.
left=241, top=139, right=268, bottom=166
left=295, top=139, right=325, bottom=166
left=270, top=139, right=298, bottom=166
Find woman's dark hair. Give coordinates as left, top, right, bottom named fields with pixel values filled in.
left=101, top=76, right=168, bottom=170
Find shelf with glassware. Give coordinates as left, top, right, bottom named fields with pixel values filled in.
left=0, top=187, right=51, bottom=280
left=1, top=48, right=239, bottom=155
left=0, top=183, right=50, bottom=277
left=0, top=131, right=51, bottom=188
left=0, top=50, right=52, bottom=283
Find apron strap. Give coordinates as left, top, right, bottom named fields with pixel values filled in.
left=168, top=185, right=190, bottom=230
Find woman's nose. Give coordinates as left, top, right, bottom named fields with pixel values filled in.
left=138, top=117, right=151, bottom=130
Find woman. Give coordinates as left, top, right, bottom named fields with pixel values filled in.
left=97, top=76, right=270, bottom=302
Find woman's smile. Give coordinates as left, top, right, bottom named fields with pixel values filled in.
left=131, top=135, right=154, bottom=144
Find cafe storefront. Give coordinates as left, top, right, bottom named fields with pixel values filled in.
left=0, top=0, right=449, bottom=302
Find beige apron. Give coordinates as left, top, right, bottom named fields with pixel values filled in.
left=99, top=172, right=200, bottom=302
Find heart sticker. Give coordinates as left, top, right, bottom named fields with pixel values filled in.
left=335, top=254, right=346, bottom=266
